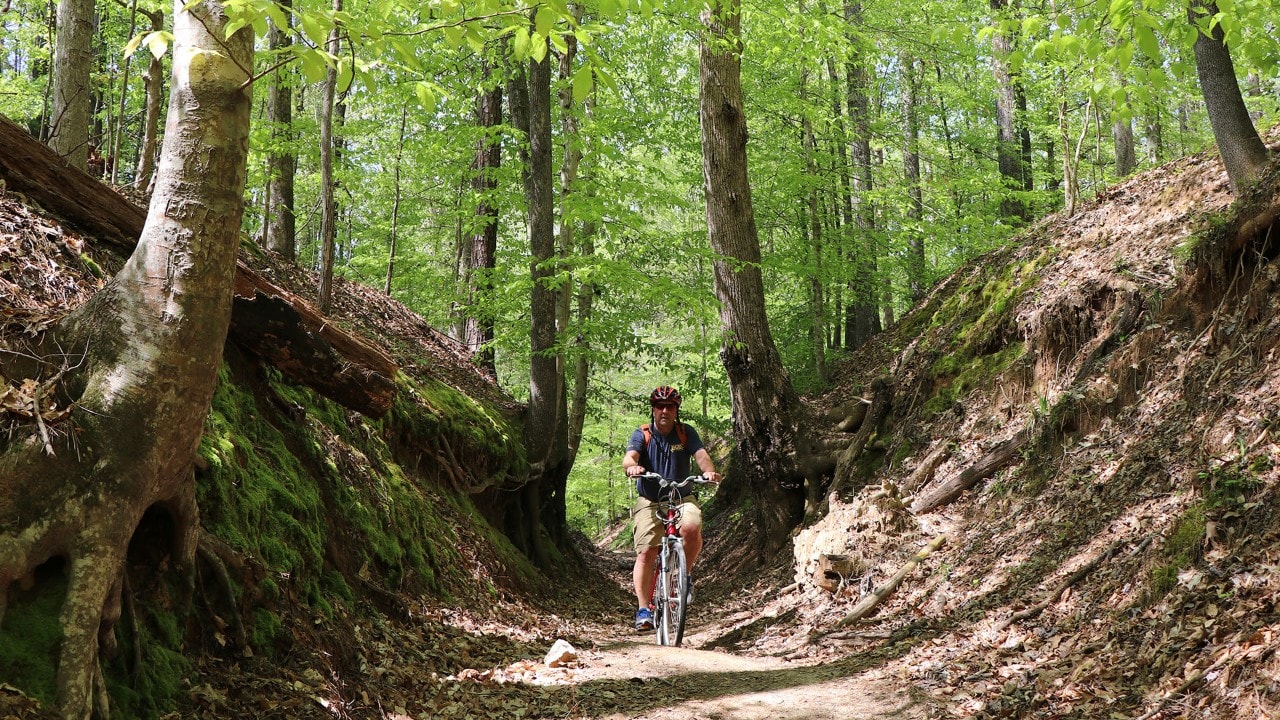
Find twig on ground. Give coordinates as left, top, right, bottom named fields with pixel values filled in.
left=996, top=535, right=1152, bottom=633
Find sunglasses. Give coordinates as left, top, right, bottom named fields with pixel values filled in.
left=652, top=403, right=677, bottom=410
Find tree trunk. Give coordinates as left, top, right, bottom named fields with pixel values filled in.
left=109, top=0, right=137, bottom=185
left=800, top=32, right=827, bottom=386
left=133, top=8, right=163, bottom=192
left=384, top=108, right=406, bottom=295
left=48, top=0, right=94, bottom=169
left=317, top=0, right=341, bottom=312
left=990, top=0, right=1026, bottom=220
left=461, top=63, right=502, bottom=375
left=522, top=39, right=561, bottom=566
left=0, top=2, right=253, bottom=717
left=1190, top=0, right=1269, bottom=195
left=558, top=11, right=596, bottom=466
left=844, top=0, right=879, bottom=349
left=263, top=0, right=296, bottom=260
left=825, top=56, right=849, bottom=350
left=902, top=52, right=925, bottom=303
left=699, top=0, right=805, bottom=555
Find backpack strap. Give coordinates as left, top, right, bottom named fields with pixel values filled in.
left=640, top=422, right=687, bottom=452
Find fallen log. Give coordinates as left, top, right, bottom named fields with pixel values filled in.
left=910, top=429, right=1031, bottom=513
left=231, top=265, right=396, bottom=417
left=903, top=441, right=952, bottom=495
left=0, top=112, right=397, bottom=417
left=0, top=113, right=145, bottom=251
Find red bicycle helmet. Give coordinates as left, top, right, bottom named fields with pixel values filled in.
left=649, top=385, right=682, bottom=406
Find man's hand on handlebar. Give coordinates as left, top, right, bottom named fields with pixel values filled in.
left=636, top=471, right=722, bottom=487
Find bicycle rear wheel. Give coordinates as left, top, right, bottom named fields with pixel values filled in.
left=655, top=541, right=688, bottom=646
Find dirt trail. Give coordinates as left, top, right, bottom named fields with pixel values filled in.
left=566, top=636, right=928, bottom=720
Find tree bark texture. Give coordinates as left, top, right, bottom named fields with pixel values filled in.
left=133, top=9, right=164, bottom=192
left=47, top=0, right=93, bottom=169
left=699, top=0, right=804, bottom=554
left=558, top=14, right=594, bottom=467
left=263, top=0, right=296, bottom=260
left=843, top=0, right=879, bottom=348
left=990, top=0, right=1026, bottom=220
left=901, top=53, right=925, bottom=302
left=800, top=50, right=827, bottom=386
left=317, top=0, right=341, bottom=312
left=462, top=65, right=502, bottom=375
left=1190, top=1, right=1269, bottom=195
left=0, top=3, right=253, bottom=716
left=520, top=42, right=563, bottom=566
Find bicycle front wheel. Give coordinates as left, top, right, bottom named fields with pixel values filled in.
left=655, top=540, right=688, bottom=646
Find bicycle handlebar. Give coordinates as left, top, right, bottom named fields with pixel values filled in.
left=636, top=472, right=717, bottom=491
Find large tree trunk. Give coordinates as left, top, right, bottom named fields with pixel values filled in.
left=0, top=2, right=252, bottom=717
left=1190, top=0, right=1269, bottom=195
left=47, top=0, right=94, bottom=169
left=263, top=0, right=296, bottom=260
left=844, top=0, right=879, bottom=349
left=521, top=40, right=564, bottom=566
left=699, top=0, right=805, bottom=555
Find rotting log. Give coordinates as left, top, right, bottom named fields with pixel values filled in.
left=231, top=265, right=396, bottom=417
left=910, top=429, right=1030, bottom=513
left=0, top=112, right=397, bottom=417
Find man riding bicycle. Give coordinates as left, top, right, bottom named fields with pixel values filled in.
left=623, top=385, right=721, bottom=631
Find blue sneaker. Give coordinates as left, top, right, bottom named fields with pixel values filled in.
left=634, top=607, right=654, bottom=631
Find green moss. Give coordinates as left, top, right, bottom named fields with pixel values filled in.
left=198, top=367, right=326, bottom=581
left=909, top=249, right=1050, bottom=420
left=250, top=608, right=282, bottom=654
left=102, top=601, right=189, bottom=718
left=1151, top=504, right=1207, bottom=597
left=924, top=341, right=1026, bottom=419
left=0, top=568, right=66, bottom=705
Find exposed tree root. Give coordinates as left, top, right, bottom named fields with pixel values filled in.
left=820, top=377, right=893, bottom=511
left=197, top=538, right=248, bottom=652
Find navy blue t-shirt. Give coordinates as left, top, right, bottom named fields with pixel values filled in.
left=627, top=422, right=705, bottom=500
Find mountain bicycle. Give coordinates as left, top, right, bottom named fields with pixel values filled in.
left=639, top=472, right=715, bottom=647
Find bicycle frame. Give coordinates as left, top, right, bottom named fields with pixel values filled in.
left=641, top=473, right=708, bottom=647
left=653, top=501, right=687, bottom=646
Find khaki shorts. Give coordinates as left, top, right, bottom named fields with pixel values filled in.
left=632, top=496, right=702, bottom=551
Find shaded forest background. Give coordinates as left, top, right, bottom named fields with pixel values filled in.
left=5, top=0, right=1277, bottom=537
